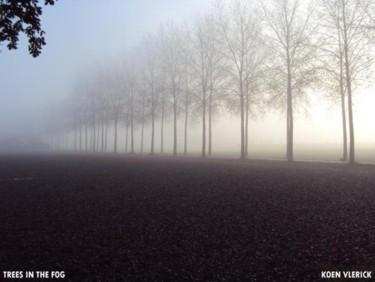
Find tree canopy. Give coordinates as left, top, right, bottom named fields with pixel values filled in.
left=0, top=0, right=56, bottom=57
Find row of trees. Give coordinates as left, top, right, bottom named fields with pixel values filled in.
left=44, top=0, right=375, bottom=164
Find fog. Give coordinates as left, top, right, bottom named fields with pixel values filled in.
left=1, top=0, right=375, bottom=162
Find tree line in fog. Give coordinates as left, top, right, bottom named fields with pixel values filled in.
left=43, top=0, right=375, bottom=164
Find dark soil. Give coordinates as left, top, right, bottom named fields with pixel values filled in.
left=0, top=154, right=375, bottom=281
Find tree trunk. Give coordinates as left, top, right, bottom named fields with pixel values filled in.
left=245, top=94, right=249, bottom=158
left=173, top=101, right=177, bottom=157
left=85, top=123, right=88, bottom=152
left=114, top=117, right=118, bottom=154
left=151, top=85, right=155, bottom=155
left=125, top=113, right=129, bottom=153
left=184, top=93, right=188, bottom=155
left=161, top=95, right=164, bottom=154
left=131, top=95, right=134, bottom=154
left=240, top=76, right=245, bottom=159
left=141, top=110, right=144, bottom=154
left=339, top=51, right=348, bottom=162
left=286, top=46, right=294, bottom=162
left=79, top=119, right=82, bottom=152
left=93, top=116, right=96, bottom=152
left=208, top=90, right=212, bottom=156
left=101, top=112, right=104, bottom=153
left=202, top=89, right=206, bottom=158
left=96, top=119, right=100, bottom=152
left=141, top=95, right=145, bottom=154
left=105, top=116, right=108, bottom=152
left=342, top=0, right=355, bottom=164
left=90, top=126, right=93, bottom=152
left=74, top=123, right=77, bottom=152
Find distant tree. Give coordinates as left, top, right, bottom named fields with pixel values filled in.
left=107, top=67, right=125, bottom=154
left=181, top=43, right=195, bottom=155
left=94, top=68, right=112, bottom=153
left=188, top=14, right=227, bottom=158
left=138, top=35, right=160, bottom=154
left=216, top=0, right=265, bottom=159
left=158, top=67, right=168, bottom=154
left=123, top=58, right=138, bottom=154
left=0, top=0, right=57, bottom=57
left=139, top=84, right=146, bottom=153
left=158, top=23, right=184, bottom=156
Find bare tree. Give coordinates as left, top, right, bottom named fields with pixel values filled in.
left=139, top=35, right=160, bottom=154
left=188, top=14, right=227, bottom=157
left=181, top=53, right=194, bottom=155
left=158, top=68, right=168, bottom=154
left=318, top=0, right=374, bottom=164
left=316, top=2, right=348, bottom=161
left=119, top=56, right=138, bottom=154
left=106, top=67, right=125, bottom=153
left=261, top=0, right=317, bottom=161
left=216, top=0, right=264, bottom=159
left=158, top=23, right=184, bottom=156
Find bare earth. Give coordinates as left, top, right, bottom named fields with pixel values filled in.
left=0, top=154, right=374, bottom=281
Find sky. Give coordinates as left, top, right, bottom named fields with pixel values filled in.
left=0, top=0, right=375, bottom=158
left=0, top=0, right=212, bottom=136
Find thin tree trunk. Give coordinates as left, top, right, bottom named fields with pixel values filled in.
left=79, top=119, right=82, bottom=152
left=141, top=97, right=145, bottom=154
left=161, top=98, right=164, bottom=154
left=151, top=86, right=155, bottom=155
left=93, top=116, right=96, bottom=152
left=131, top=95, right=134, bottom=154
left=65, top=132, right=69, bottom=151
left=105, top=116, right=108, bottom=152
left=125, top=113, right=129, bottom=153
left=90, top=126, right=93, bottom=152
left=202, top=89, right=206, bottom=158
left=342, top=0, right=355, bottom=164
left=173, top=101, right=177, bottom=157
left=339, top=50, right=348, bottom=161
left=240, top=76, right=245, bottom=159
left=245, top=94, right=249, bottom=158
left=208, top=90, right=212, bottom=156
left=114, top=117, right=118, bottom=153
left=286, top=46, right=294, bottom=162
left=74, top=123, right=77, bottom=152
left=101, top=112, right=104, bottom=153
left=184, top=93, right=188, bottom=155
left=85, top=123, right=88, bottom=152
left=96, top=120, right=100, bottom=152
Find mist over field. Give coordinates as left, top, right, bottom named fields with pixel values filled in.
left=0, top=0, right=374, bottom=163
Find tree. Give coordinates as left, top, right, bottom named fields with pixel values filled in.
left=123, top=58, right=138, bottom=154
left=181, top=44, right=194, bottom=155
left=261, top=0, right=317, bottom=161
left=188, top=13, right=227, bottom=158
left=0, top=0, right=56, bottom=57
left=158, top=23, right=184, bottom=156
left=318, top=0, right=374, bottom=164
left=315, top=1, right=348, bottom=161
left=158, top=66, right=168, bottom=154
left=216, top=0, right=264, bottom=159
left=139, top=35, right=159, bottom=154
left=108, top=67, right=125, bottom=154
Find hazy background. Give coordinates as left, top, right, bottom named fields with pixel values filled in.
left=1, top=0, right=375, bottom=159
